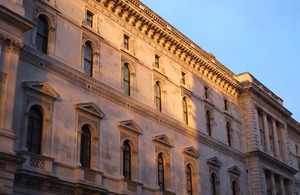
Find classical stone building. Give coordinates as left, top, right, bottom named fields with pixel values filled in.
left=1, top=0, right=300, bottom=194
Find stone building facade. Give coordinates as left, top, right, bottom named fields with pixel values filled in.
left=0, top=0, right=300, bottom=194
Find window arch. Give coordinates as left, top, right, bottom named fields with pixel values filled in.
left=80, top=124, right=91, bottom=168
left=123, top=62, right=130, bottom=95
left=155, top=81, right=162, bottom=111
left=84, top=41, right=93, bottom=77
left=158, top=153, right=165, bottom=190
left=36, top=15, right=48, bottom=53
left=206, top=110, right=212, bottom=136
left=186, top=164, right=193, bottom=195
left=182, top=97, right=188, bottom=125
left=210, top=172, right=218, bottom=195
left=226, top=122, right=232, bottom=146
left=123, top=140, right=131, bottom=180
left=27, top=106, right=43, bottom=154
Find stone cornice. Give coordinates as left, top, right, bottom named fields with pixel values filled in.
left=241, top=81, right=292, bottom=118
left=0, top=5, right=34, bottom=32
left=245, top=150, right=297, bottom=176
left=90, top=0, right=242, bottom=97
left=20, top=45, right=244, bottom=162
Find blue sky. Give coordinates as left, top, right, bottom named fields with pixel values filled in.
left=140, top=0, right=300, bottom=122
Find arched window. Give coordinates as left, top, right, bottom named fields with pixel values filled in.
left=155, top=82, right=162, bottom=111
left=80, top=125, right=91, bottom=168
left=158, top=153, right=164, bottom=190
left=27, top=106, right=43, bottom=154
left=84, top=42, right=93, bottom=77
left=123, top=63, right=130, bottom=95
left=36, top=15, right=48, bottom=53
left=231, top=180, right=238, bottom=195
left=183, top=97, right=188, bottom=125
left=226, top=122, right=232, bottom=146
left=211, top=172, right=218, bottom=195
left=123, top=141, right=131, bottom=180
left=186, top=164, right=192, bottom=195
left=206, top=110, right=212, bottom=136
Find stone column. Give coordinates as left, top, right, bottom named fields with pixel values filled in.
left=280, top=125, right=289, bottom=164
left=279, top=176, right=286, bottom=195
left=262, top=112, right=271, bottom=154
left=272, top=119, right=280, bottom=160
left=0, top=40, right=22, bottom=152
left=270, top=172, right=276, bottom=195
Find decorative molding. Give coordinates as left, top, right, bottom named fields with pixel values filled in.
left=117, top=120, right=142, bottom=135
left=153, top=134, right=174, bottom=148
left=182, top=146, right=200, bottom=159
left=206, top=157, right=223, bottom=168
left=85, top=0, right=242, bottom=97
left=20, top=44, right=244, bottom=162
left=76, top=102, right=106, bottom=119
left=22, top=81, right=60, bottom=100
left=228, top=166, right=242, bottom=176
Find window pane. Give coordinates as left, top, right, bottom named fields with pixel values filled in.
left=36, top=16, right=48, bottom=53
left=80, top=125, right=91, bottom=168
left=27, top=106, right=43, bottom=154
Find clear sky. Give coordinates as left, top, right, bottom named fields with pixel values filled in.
left=140, top=0, right=300, bottom=122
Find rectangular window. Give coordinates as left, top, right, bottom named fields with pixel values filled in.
left=181, top=72, right=186, bottom=85
left=123, top=34, right=130, bottom=50
left=204, top=86, right=209, bottom=98
left=155, top=54, right=160, bottom=68
left=224, top=99, right=228, bottom=111
left=86, top=11, right=94, bottom=27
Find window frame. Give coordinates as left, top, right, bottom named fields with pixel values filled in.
left=123, top=62, right=130, bottom=95
left=186, top=164, right=193, bottom=195
left=155, top=54, right=160, bottom=69
left=206, top=110, right=212, bottom=136
left=84, top=41, right=93, bottom=77
left=183, top=97, right=188, bottom=125
left=123, top=34, right=130, bottom=50
left=80, top=124, right=91, bottom=168
left=36, top=15, right=49, bottom=53
left=123, top=140, right=132, bottom=180
left=26, top=106, right=43, bottom=154
left=86, top=10, right=94, bottom=28
left=155, top=81, right=162, bottom=111
left=158, top=153, right=165, bottom=190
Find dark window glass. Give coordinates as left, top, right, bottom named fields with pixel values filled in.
left=226, top=122, right=232, bottom=146
left=187, top=165, right=192, bottom=195
left=86, top=11, right=93, bottom=27
left=158, top=154, right=164, bottom=190
left=211, top=173, right=218, bottom=195
left=231, top=180, right=237, bottom=195
left=84, top=42, right=93, bottom=77
left=204, top=86, right=209, bottom=98
left=124, top=34, right=129, bottom=49
left=36, top=16, right=48, bottom=53
left=183, top=97, right=188, bottom=124
left=181, top=72, right=186, bottom=85
left=123, top=141, right=131, bottom=180
left=206, top=110, right=212, bottom=136
left=155, top=82, right=162, bottom=111
left=27, top=106, right=43, bottom=154
left=155, top=55, right=160, bottom=68
left=80, top=125, right=91, bottom=168
left=123, top=63, right=130, bottom=95
left=224, top=99, right=228, bottom=110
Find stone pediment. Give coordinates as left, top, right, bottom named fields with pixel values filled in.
left=206, top=157, right=223, bottom=168
left=153, top=134, right=174, bottom=148
left=22, top=81, right=60, bottom=99
left=76, top=102, right=105, bottom=119
left=117, top=120, right=142, bottom=135
left=182, top=146, right=200, bottom=159
left=228, top=166, right=242, bottom=176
